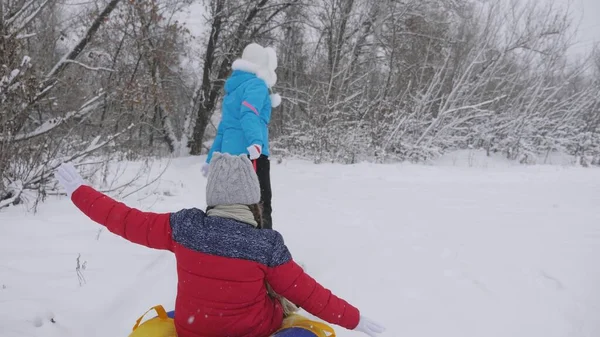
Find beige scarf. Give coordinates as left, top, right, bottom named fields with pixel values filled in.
left=206, top=204, right=258, bottom=227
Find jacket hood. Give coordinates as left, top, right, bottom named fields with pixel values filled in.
left=224, top=61, right=281, bottom=108
left=224, top=70, right=256, bottom=94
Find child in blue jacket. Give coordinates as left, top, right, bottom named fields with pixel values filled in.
left=202, top=43, right=281, bottom=229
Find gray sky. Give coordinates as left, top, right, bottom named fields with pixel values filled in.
left=556, top=0, right=600, bottom=59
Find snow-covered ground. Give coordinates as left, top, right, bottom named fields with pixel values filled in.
left=1, top=151, right=599, bottom=337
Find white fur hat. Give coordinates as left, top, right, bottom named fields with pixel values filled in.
left=242, top=43, right=270, bottom=70
left=232, top=43, right=281, bottom=107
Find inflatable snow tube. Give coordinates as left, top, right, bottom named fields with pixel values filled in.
left=128, top=306, right=335, bottom=337
left=277, top=314, right=335, bottom=337
left=272, top=327, right=320, bottom=336
left=128, top=305, right=176, bottom=337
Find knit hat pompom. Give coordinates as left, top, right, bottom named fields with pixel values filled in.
left=206, top=152, right=261, bottom=207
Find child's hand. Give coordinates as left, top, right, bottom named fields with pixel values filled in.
left=55, top=163, right=85, bottom=198
left=354, top=315, right=385, bottom=337
left=201, top=162, right=209, bottom=177
left=247, top=144, right=262, bottom=160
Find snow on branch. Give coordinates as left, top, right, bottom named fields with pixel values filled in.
left=439, top=96, right=507, bottom=117
left=4, top=0, right=37, bottom=27
left=65, top=123, right=135, bottom=163
left=63, top=60, right=114, bottom=72
left=415, top=96, right=507, bottom=146
left=0, top=123, right=136, bottom=210
left=8, top=0, right=50, bottom=39
left=15, top=32, right=37, bottom=39
left=0, top=192, right=21, bottom=210
left=2, top=32, right=37, bottom=40
left=1, top=92, right=105, bottom=142
left=41, top=0, right=121, bottom=89
left=0, top=56, right=32, bottom=100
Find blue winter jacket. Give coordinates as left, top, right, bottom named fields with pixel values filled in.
left=206, top=70, right=272, bottom=163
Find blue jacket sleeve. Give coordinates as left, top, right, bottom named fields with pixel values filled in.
left=206, top=122, right=224, bottom=163
left=240, top=80, right=268, bottom=149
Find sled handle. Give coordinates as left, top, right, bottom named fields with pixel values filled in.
left=132, top=305, right=169, bottom=331
left=305, top=321, right=336, bottom=337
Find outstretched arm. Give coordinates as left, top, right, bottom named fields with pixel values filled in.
left=267, top=259, right=360, bottom=329
left=72, top=185, right=173, bottom=250
left=265, top=232, right=385, bottom=337
left=55, top=163, right=173, bottom=251
left=264, top=232, right=360, bottom=330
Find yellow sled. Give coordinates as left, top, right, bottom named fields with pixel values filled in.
left=128, top=305, right=335, bottom=337
left=128, top=306, right=176, bottom=337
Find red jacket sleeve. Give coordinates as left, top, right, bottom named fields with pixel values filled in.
left=266, top=260, right=360, bottom=330
left=71, top=185, right=173, bottom=251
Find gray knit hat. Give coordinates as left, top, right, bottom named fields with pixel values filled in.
left=206, top=152, right=261, bottom=206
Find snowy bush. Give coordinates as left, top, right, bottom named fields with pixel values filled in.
left=3, top=0, right=600, bottom=211
left=269, top=0, right=600, bottom=165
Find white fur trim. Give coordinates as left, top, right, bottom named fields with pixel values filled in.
left=231, top=59, right=277, bottom=87
left=265, top=47, right=277, bottom=71
left=270, top=93, right=281, bottom=107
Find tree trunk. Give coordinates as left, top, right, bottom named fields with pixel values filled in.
left=188, top=0, right=271, bottom=155
left=188, top=0, right=225, bottom=155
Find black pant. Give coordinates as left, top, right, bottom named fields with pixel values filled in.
left=254, top=155, right=272, bottom=229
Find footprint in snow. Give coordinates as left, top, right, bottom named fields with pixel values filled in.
left=32, top=311, right=56, bottom=327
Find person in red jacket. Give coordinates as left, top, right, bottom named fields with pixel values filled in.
left=54, top=153, right=385, bottom=337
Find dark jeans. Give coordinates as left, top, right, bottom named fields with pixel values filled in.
left=254, top=155, right=272, bottom=229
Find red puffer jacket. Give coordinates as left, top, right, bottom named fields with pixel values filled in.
left=70, top=185, right=360, bottom=337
